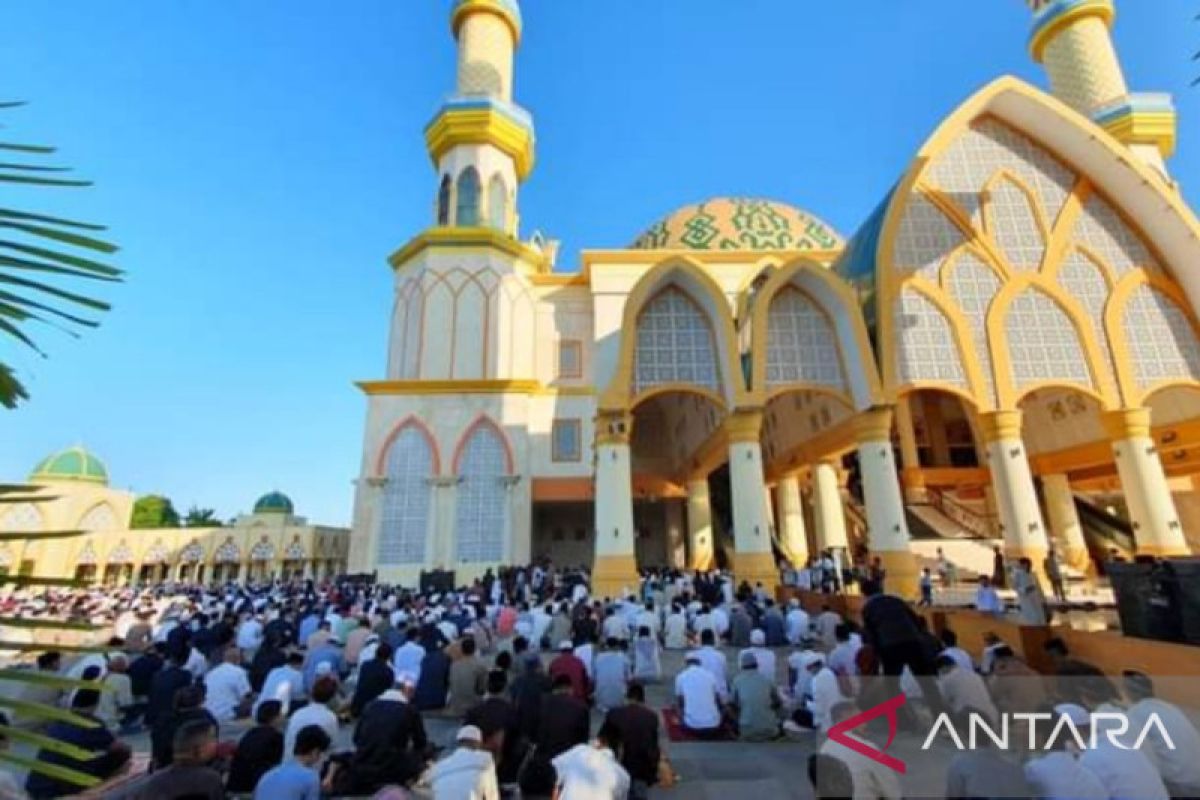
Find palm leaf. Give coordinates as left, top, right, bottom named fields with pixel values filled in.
left=0, top=640, right=113, bottom=654
left=0, top=162, right=73, bottom=173
left=0, top=240, right=121, bottom=275
left=0, top=696, right=102, bottom=728
left=0, top=575, right=91, bottom=589
left=0, top=273, right=112, bottom=310
left=0, top=208, right=108, bottom=231
left=0, top=617, right=104, bottom=632
left=0, top=253, right=122, bottom=281
left=0, top=725, right=98, bottom=761
left=0, top=292, right=100, bottom=327
left=0, top=530, right=88, bottom=542
left=0, top=220, right=117, bottom=253
left=0, top=364, right=28, bottom=408
left=0, top=751, right=101, bottom=789
left=0, top=142, right=55, bottom=154
left=0, top=173, right=91, bottom=187
left=0, top=669, right=109, bottom=692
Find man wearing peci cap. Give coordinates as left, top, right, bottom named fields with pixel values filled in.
left=731, top=651, right=781, bottom=742
left=548, top=639, right=590, bottom=704
left=429, top=724, right=501, bottom=800
left=674, top=651, right=724, bottom=739
left=738, top=629, right=777, bottom=684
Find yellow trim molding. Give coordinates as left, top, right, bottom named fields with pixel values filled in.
left=357, top=379, right=592, bottom=396
left=425, top=107, right=535, bottom=180
left=389, top=228, right=550, bottom=272
left=1029, top=0, right=1115, bottom=63
left=451, top=0, right=522, bottom=45
left=1098, top=109, right=1177, bottom=159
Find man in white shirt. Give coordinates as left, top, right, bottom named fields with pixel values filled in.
left=97, top=653, right=134, bottom=732
left=939, top=629, right=974, bottom=672
left=1024, top=705, right=1111, bottom=800
left=807, top=655, right=845, bottom=733
left=738, top=630, right=777, bottom=684
left=552, top=722, right=631, bottom=800
left=818, top=701, right=902, bottom=800
left=692, top=606, right=716, bottom=640
left=815, top=606, right=841, bottom=649
left=236, top=613, right=264, bottom=661
left=935, top=654, right=998, bottom=722
left=675, top=653, right=723, bottom=736
left=392, top=629, right=426, bottom=686
left=635, top=601, right=660, bottom=640
left=284, top=673, right=341, bottom=762
left=429, top=724, right=501, bottom=800
left=691, top=630, right=728, bottom=701
left=601, top=608, right=630, bottom=642
left=1123, top=672, right=1200, bottom=796
left=257, top=651, right=306, bottom=715
left=827, top=624, right=861, bottom=680
left=1065, top=703, right=1169, bottom=800
left=531, top=604, right=553, bottom=650
left=663, top=606, right=688, bottom=650
left=710, top=605, right=730, bottom=638
left=203, top=646, right=252, bottom=723
left=975, top=575, right=1004, bottom=616
left=785, top=600, right=810, bottom=645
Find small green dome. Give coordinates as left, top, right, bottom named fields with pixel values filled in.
left=253, top=491, right=294, bottom=515
left=29, top=446, right=109, bottom=486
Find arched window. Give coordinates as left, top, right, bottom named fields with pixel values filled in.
left=456, top=167, right=481, bottom=226
left=379, top=425, right=434, bottom=565
left=633, top=287, right=721, bottom=395
left=437, top=174, right=452, bottom=226
left=487, top=174, right=507, bottom=231
left=454, top=422, right=508, bottom=563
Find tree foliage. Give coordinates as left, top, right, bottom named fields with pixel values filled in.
left=184, top=506, right=221, bottom=528
left=130, top=494, right=179, bottom=529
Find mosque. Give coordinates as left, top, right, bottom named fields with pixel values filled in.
left=340, top=0, right=1199, bottom=596
left=0, top=446, right=350, bottom=585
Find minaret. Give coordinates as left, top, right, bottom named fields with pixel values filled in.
left=1026, top=0, right=1176, bottom=178
left=424, top=0, right=535, bottom=235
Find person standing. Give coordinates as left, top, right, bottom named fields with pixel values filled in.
left=1012, top=558, right=1048, bottom=625
left=991, top=545, right=1007, bottom=589
left=1044, top=547, right=1067, bottom=604
left=859, top=580, right=941, bottom=715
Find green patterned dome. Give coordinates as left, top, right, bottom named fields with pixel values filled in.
left=253, top=491, right=294, bottom=515
left=29, top=446, right=109, bottom=486
left=631, top=197, right=843, bottom=252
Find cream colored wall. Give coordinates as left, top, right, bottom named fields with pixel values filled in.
left=534, top=285, right=593, bottom=387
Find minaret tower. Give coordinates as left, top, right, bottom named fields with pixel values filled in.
left=1026, top=0, right=1176, bottom=178
left=424, top=0, right=535, bottom=234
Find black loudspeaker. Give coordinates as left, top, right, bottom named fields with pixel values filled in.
left=1107, top=559, right=1199, bottom=644
left=420, top=569, right=456, bottom=595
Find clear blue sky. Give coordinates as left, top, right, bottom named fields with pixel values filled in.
left=1, top=2, right=1197, bottom=525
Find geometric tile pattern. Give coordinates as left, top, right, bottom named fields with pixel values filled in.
left=380, top=426, right=434, bottom=566
left=215, top=539, right=241, bottom=563
left=0, top=502, right=42, bottom=532
left=1073, top=194, right=1158, bottom=277
left=986, top=178, right=1045, bottom=271
left=179, top=540, right=205, bottom=563
left=631, top=197, right=842, bottom=252
left=251, top=539, right=276, bottom=562
left=944, top=252, right=1001, bottom=404
left=144, top=540, right=171, bottom=564
left=925, top=118, right=1075, bottom=229
left=895, top=288, right=968, bottom=388
left=108, top=541, right=133, bottom=564
left=634, top=287, right=722, bottom=396
left=1123, top=284, right=1200, bottom=391
left=765, top=287, right=846, bottom=391
left=1057, top=249, right=1117, bottom=390
left=894, top=194, right=965, bottom=281
left=1005, top=289, right=1093, bottom=392
left=455, top=424, right=508, bottom=564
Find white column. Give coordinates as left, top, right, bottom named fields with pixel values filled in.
left=854, top=408, right=917, bottom=596
left=1104, top=409, right=1190, bottom=556
left=593, top=412, right=638, bottom=598
left=664, top=500, right=685, bottom=568
left=1042, top=473, right=1090, bottom=572
left=686, top=478, right=715, bottom=571
left=980, top=411, right=1050, bottom=565
left=726, top=411, right=777, bottom=589
left=774, top=475, right=809, bottom=567
left=812, top=460, right=848, bottom=552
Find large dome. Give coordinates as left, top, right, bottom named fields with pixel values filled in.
left=29, top=446, right=109, bottom=486
left=253, top=491, right=294, bottom=515
left=630, top=197, right=843, bottom=252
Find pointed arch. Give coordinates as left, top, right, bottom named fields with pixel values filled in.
left=487, top=173, right=508, bottom=231
left=456, top=166, right=481, bottom=226
left=452, top=414, right=515, bottom=475
left=375, top=415, right=441, bottom=476
left=1108, top=276, right=1200, bottom=404
left=78, top=503, right=119, bottom=532
left=980, top=172, right=1048, bottom=272
left=748, top=257, right=882, bottom=410
left=600, top=257, right=746, bottom=411
left=437, top=174, right=452, bottom=226
left=453, top=416, right=511, bottom=564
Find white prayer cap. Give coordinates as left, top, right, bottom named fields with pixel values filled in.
left=750, top=630, right=765, bottom=646
left=457, top=725, right=483, bottom=744
left=558, top=640, right=573, bottom=652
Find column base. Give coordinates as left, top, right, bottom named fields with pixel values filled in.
left=1135, top=543, right=1192, bottom=557
left=873, top=549, right=920, bottom=599
left=901, top=468, right=928, bottom=504
left=592, top=554, right=640, bottom=600
left=731, top=550, right=779, bottom=593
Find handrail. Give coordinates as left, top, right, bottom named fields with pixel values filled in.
left=927, top=486, right=998, bottom=538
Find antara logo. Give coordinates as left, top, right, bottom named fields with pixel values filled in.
left=827, top=694, right=908, bottom=774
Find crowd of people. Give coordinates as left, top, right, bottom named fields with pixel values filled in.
left=2, top=561, right=1198, bottom=800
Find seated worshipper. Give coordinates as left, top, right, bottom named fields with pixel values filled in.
left=808, top=752, right=855, bottom=800
left=226, top=699, right=286, bottom=794
left=935, top=654, right=998, bottom=722
left=1122, top=671, right=1200, bottom=797
left=593, top=637, right=632, bottom=713
left=448, top=636, right=489, bottom=716
left=1042, top=637, right=1108, bottom=705
left=602, top=606, right=630, bottom=643
left=674, top=652, right=725, bottom=739
left=604, top=683, right=661, bottom=799
left=815, top=605, right=841, bottom=649
left=738, top=629, right=778, bottom=684
left=24, top=688, right=133, bottom=800
left=631, top=625, right=662, bottom=684
left=1023, top=705, right=1109, bottom=800
left=987, top=646, right=1048, bottom=715
left=253, top=724, right=333, bottom=800
left=519, top=674, right=591, bottom=796
left=817, top=701, right=903, bottom=800
left=728, top=603, right=754, bottom=648
left=303, top=633, right=345, bottom=693
left=352, top=641, right=396, bottom=717
left=345, top=617, right=374, bottom=668
left=96, top=653, right=140, bottom=733
left=663, top=605, right=688, bottom=650
left=429, top=724, right=501, bottom=800
left=548, top=640, right=590, bottom=704
left=12, top=651, right=62, bottom=729
left=146, top=649, right=193, bottom=727
left=510, top=653, right=553, bottom=744
left=690, top=629, right=729, bottom=701
left=731, top=652, right=781, bottom=741
left=257, top=650, right=306, bottom=716
left=464, top=670, right=522, bottom=787
left=284, top=675, right=340, bottom=763
left=347, top=672, right=429, bottom=792
left=204, top=645, right=255, bottom=725
left=109, top=718, right=225, bottom=800
left=762, top=599, right=787, bottom=646
left=413, top=627, right=453, bottom=711
left=1065, top=702, right=1169, bottom=800
left=551, top=720, right=631, bottom=800
left=788, top=652, right=844, bottom=733
left=974, top=575, right=1004, bottom=617
left=392, top=627, right=426, bottom=686
left=938, top=629, right=974, bottom=673
left=306, top=619, right=333, bottom=652
left=152, top=684, right=218, bottom=770
left=786, top=599, right=811, bottom=646
left=942, top=708, right=1030, bottom=800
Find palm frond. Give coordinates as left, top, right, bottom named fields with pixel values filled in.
left=0, top=640, right=114, bottom=654
left=0, top=696, right=102, bottom=728
left=0, top=669, right=109, bottom=692
left=0, top=617, right=105, bottom=632
left=0, top=751, right=101, bottom=789
left=0, top=529, right=88, bottom=542
left=0, top=575, right=91, bottom=589
left=0, top=208, right=108, bottom=232
left=0, top=725, right=98, bottom=761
